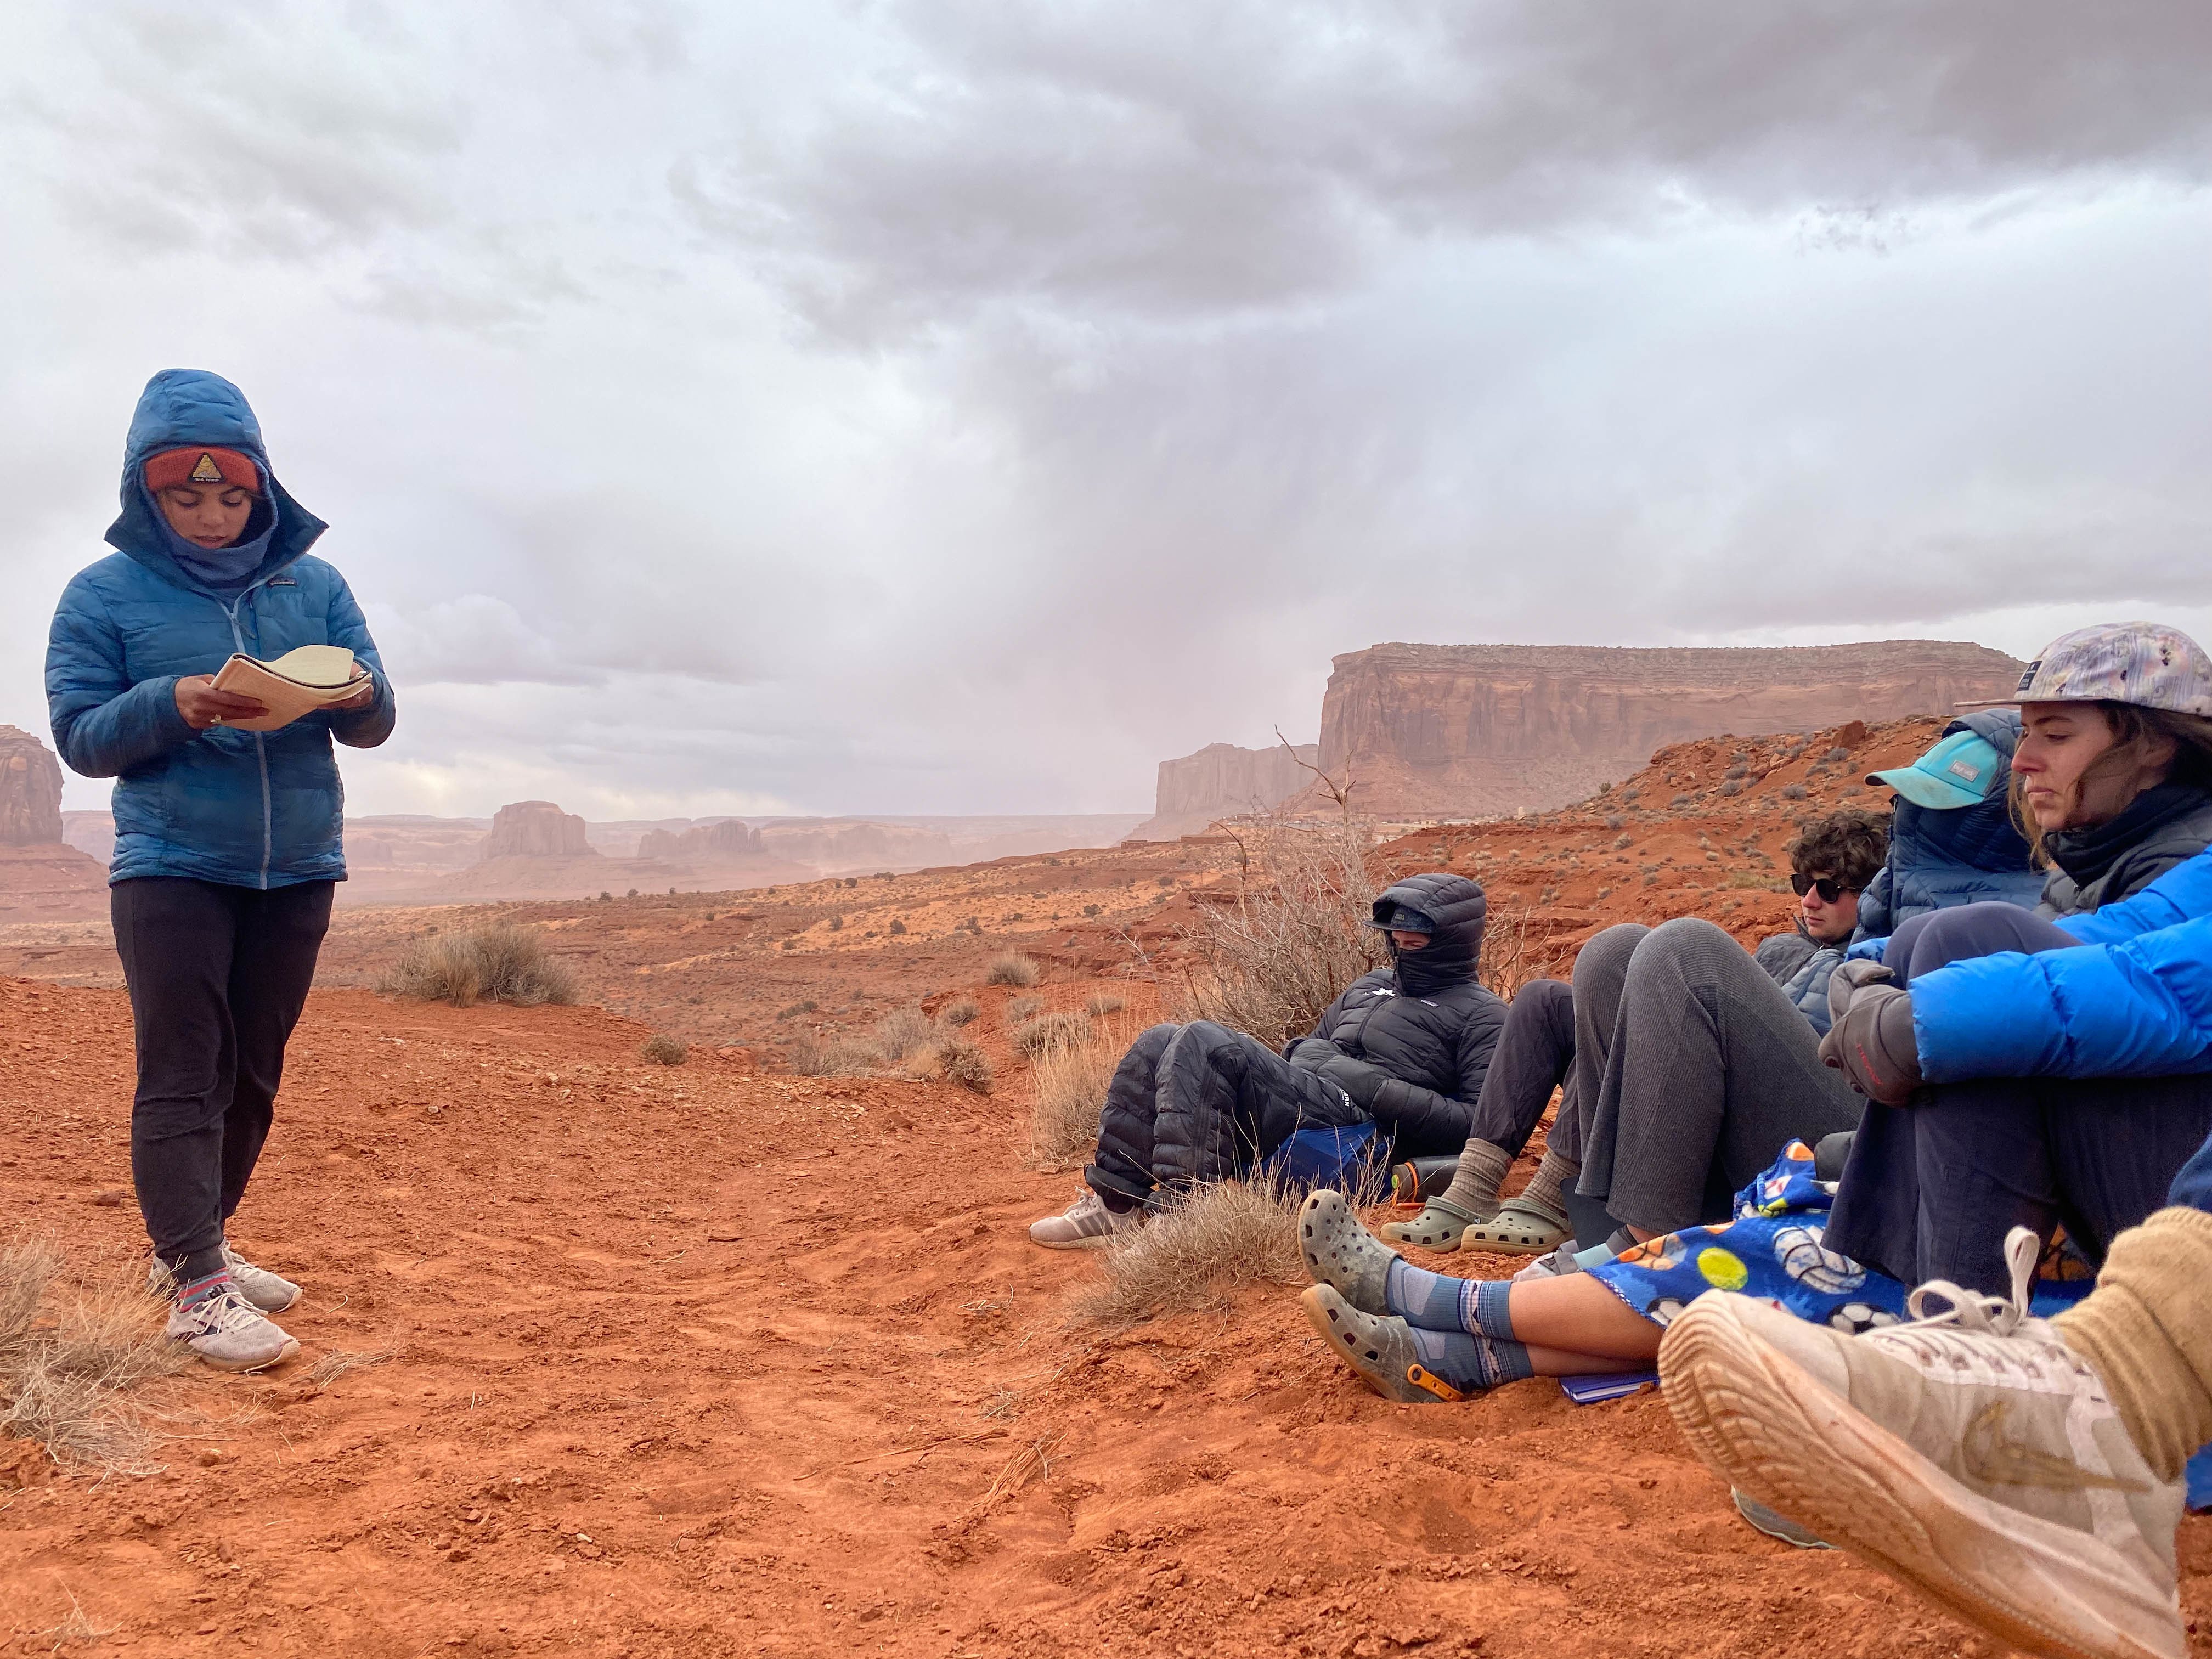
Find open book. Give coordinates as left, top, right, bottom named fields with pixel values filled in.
left=210, top=645, right=370, bottom=732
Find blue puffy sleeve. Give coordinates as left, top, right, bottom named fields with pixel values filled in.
left=45, top=570, right=196, bottom=777
left=317, top=570, right=396, bottom=750
left=1912, top=910, right=2212, bottom=1082
left=2053, top=849, right=2212, bottom=947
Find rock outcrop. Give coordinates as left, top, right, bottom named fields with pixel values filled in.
left=637, top=820, right=764, bottom=862
left=0, top=727, right=64, bottom=847
left=481, top=801, right=596, bottom=860
left=1126, top=741, right=1320, bottom=841
left=1295, top=641, right=2025, bottom=821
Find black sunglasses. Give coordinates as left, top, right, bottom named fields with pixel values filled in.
left=1790, top=873, right=1859, bottom=902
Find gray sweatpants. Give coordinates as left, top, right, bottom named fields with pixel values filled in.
left=1572, top=918, right=1862, bottom=1234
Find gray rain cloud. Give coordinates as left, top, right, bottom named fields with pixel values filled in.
left=6, top=1, right=2210, bottom=820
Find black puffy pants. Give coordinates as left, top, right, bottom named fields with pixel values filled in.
left=1825, top=902, right=2212, bottom=1294
left=1086, top=1021, right=1368, bottom=1207
left=111, top=877, right=333, bottom=1276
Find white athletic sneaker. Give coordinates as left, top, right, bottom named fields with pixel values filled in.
left=1028, top=1189, right=1142, bottom=1250
left=166, top=1288, right=301, bottom=1373
left=1662, top=1226, right=2185, bottom=1659
left=220, top=1240, right=302, bottom=1313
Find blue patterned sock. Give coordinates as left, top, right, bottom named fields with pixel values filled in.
left=1405, top=1327, right=1536, bottom=1393
left=1385, top=1257, right=1478, bottom=1331
left=1471, top=1279, right=1517, bottom=1341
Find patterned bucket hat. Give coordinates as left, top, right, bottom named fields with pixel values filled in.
left=1957, top=622, right=2212, bottom=718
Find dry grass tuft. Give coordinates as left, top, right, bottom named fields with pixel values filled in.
left=986, top=952, right=1041, bottom=988
left=938, top=996, right=980, bottom=1028
left=305, top=1348, right=396, bottom=1389
left=1176, top=816, right=1382, bottom=1050
left=1025, top=1024, right=1123, bottom=1170
left=24, top=1587, right=116, bottom=1651
left=1010, top=1011, right=1088, bottom=1058
left=871, top=1006, right=939, bottom=1065
left=379, top=923, right=579, bottom=1008
left=639, top=1032, right=689, bottom=1066
left=795, top=1006, right=986, bottom=1087
left=1, top=1236, right=182, bottom=1476
left=1068, top=1179, right=1307, bottom=1330
left=1004, top=994, right=1047, bottom=1023
left=1084, top=993, right=1126, bottom=1017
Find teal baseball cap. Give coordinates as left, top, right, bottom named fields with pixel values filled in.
left=1865, top=730, right=2007, bottom=810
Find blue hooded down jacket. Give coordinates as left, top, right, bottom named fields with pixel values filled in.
left=45, top=370, right=395, bottom=888
left=1852, top=711, right=2044, bottom=941
left=1912, top=847, right=2212, bottom=1082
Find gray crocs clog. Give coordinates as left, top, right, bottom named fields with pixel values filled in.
left=1379, top=1196, right=1496, bottom=1250
left=1298, top=1190, right=1396, bottom=1314
left=1300, top=1285, right=1459, bottom=1404
left=1458, top=1198, right=1570, bottom=1256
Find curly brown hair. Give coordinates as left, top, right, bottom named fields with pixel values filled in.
left=1787, top=809, right=1888, bottom=891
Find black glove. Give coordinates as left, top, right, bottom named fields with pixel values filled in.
left=1316, top=1054, right=1390, bottom=1109
left=1286, top=1039, right=1346, bottom=1073
left=1818, top=961, right=1922, bottom=1105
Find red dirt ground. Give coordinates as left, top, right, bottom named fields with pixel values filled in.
left=4, top=718, right=2207, bottom=1656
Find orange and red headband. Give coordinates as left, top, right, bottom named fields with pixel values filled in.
left=143, top=447, right=261, bottom=495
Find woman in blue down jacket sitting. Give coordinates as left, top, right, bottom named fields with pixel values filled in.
left=46, top=369, right=395, bottom=1374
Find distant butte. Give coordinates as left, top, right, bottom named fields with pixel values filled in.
left=1126, top=741, right=1318, bottom=842
left=1288, top=639, right=2025, bottom=820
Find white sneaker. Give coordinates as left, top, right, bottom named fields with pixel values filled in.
left=1661, top=1226, right=2185, bottom=1659
left=221, top=1240, right=302, bottom=1313
left=167, top=1288, right=301, bottom=1373
left=1028, top=1189, right=1142, bottom=1250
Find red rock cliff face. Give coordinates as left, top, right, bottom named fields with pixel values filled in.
left=1304, top=641, right=2025, bottom=820
left=1127, top=741, right=1321, bottom=841
left=481, top=801, right=596, bottom=859
left=0, top=726, right=65, bottom=847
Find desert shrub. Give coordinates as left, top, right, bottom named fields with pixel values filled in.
left=1725, top=762, right=1748, bottom=780
left=379, top=923, right=578, bottom=1008
left=1155, top=874, right=1174, bottom=888
left=2, top=1237, right=181, bottom=1475
left=826, top=915, right=843, bottom=932
left=927, top=1037, right=994, bottom=1094
left=1604, top=814, right=1624, bottom=831
left=627, top=888, right=639, bottom=898
left=1613, top=833, right=1633, bottom=849
left=871, top=1006, right=938, bottom=1065
left=1669, top=792, right=1694, bottom=808
left=1082, top=904, right=1102, bottom=917
left=1068, top=1178, right=1306, bottom=1329
left=938, top=996, right=980, bottom=1028
left=781, top=939, right=796, bottom=951
left=1175, top=816, right=1381, bottom=1052
left=1012, top=1011, right=1088, bottom=1057
left=639, top=1033, right=689, bottom=1066
left=775, top=998, right=817, bottom=1020
left=1825, top=745, right=1852, bottom=764
left=599, top=890, right=611, bottom=901
left=888, top=918, right=907, bottom=935
left=1026, top=1024, right=1122, bottom=1169
left=1718, top=779, right=1743, bottom=797
left=1084, top=993, right=1126, bottom=1017
left=986, top=952, right=1041, bottom=987
left=1005, top=994, right=1047, bottom=1023
left=1781, top=783, right=1809, bottom=800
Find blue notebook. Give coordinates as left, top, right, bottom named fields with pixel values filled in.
left=1560, top=1370, right=1660, bottom=1404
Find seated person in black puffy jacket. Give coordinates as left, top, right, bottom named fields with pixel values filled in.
left=1028, top=873, right=1507, bottom=1249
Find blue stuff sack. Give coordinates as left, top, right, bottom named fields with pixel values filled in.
left=1261, top=1121, right=1380, bottom=1194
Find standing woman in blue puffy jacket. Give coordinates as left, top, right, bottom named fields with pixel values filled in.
left=46, top=370, right=396, bottom=1372
left=1821, top=620, right=2212, bottom=1294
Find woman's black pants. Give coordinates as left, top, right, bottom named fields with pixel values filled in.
left=112, top=876, right=333, bottom=1278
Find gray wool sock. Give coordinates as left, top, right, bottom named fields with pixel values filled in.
left=1437, top=1139, right=1514, bottom=1218
left=1512, top=1147, right=1578, bottom=1228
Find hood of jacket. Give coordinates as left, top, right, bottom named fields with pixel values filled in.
left=1372, top=872, right=1486, bottom=997
left=1887, top=711, right=2036, bottom=875
left=105, top=369, right=327, bottom=593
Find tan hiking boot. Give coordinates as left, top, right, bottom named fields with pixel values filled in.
left=167, top=1287, right=301, bottom=1373
left=1028, top=1189, right=1141, bottom=1250
left=1661, top=1227, right=2185, bottom=1659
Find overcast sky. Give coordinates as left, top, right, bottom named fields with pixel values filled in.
left=8, top=3, right=2210, bottom=820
